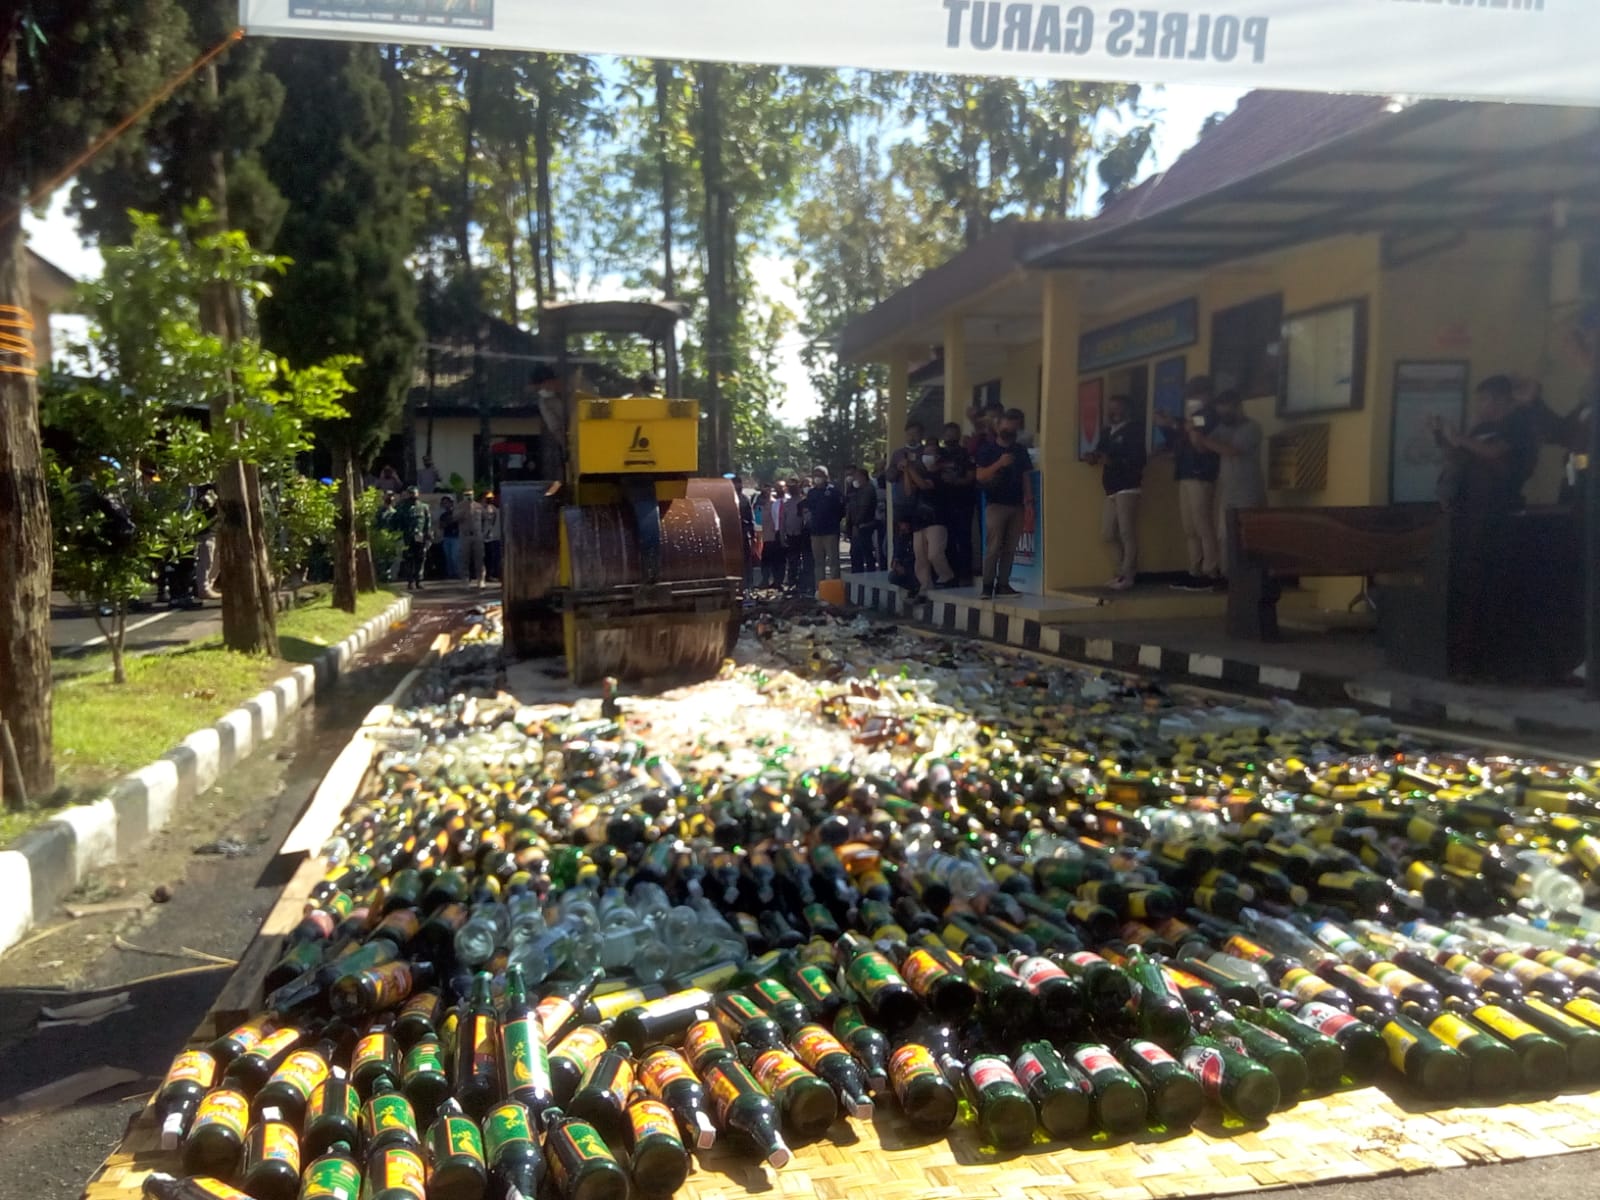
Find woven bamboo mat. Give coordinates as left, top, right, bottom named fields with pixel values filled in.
left=83, top=1082, right=1600, bottom=1200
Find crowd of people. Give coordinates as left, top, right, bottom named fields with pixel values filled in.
left=375, top=472, right=502, bottom=592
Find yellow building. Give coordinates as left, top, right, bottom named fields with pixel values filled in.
left=842, top=93, right=1600, bottom=611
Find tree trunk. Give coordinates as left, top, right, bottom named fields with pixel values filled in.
left=456, top=55, right=476, bottom=270
left=502, top=176, right=519, bottom=324
left=656, top=60, right=676, bottom=300
left=698, top=62, right=731, bottom=475
left=519, top=122, right=544, bottom=312
left=200, top=62, right=278, bottom=657
left=534, top=57, right=556, bottom=301
left=0, top=37, right=53, bottom=799
left=110, top=603, right=127, bottom=685
left=332, top=443, right=358, bottom=613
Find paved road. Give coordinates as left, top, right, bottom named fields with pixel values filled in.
left=51, top=598, right=223, bottom=665
left=0, top=603, right=460, bottom=1198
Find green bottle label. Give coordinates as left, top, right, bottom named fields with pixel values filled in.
left=483, top=1102, right=534, bottom=1161
left=402, top=1041, right=444, bottom=1081
left=365, top=1093, right=417, bottom=1140
left=752, top=978, right=798, bottom=1009
left=846, top=950, right=900, bottom=999
left=501, top=1018, right=550, bottom=1093
left=793, top=964, right=836, bottom=1005
left=300, top=1157, right=360, bottom=1200
left=432, top=1116, right=485, bottom=1164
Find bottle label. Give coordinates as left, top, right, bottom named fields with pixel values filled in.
left=1494, top=954, right=1555, bottom=987
left=470, top=1015, right=499, bottom=1077
left=721, top=992, right=766, bottom=1022
left=1474, top=1004, right=1541, bottom=1042
left=1130, top=1039, right=1175, bottom=1067
left=484, top=1101, right=535, bottom=1160
left=402, top=1040, right=445, bottom=1083
left=1441, top=954, right=1497, bottom=988
left=591, top=987, right=650, bottom=1021
left=684, top=1021, right=729, bottom=1069
left=580, top=1052, right=636, bottom=1101
left=192, top=1089, right=248, bottom=1138
left=1524, top=996, right=1587, bottom=1030
left=300, top=1156, right=360, bottom=1200
left=1426, top=1012, right=1484, bottom=1051
left=888, top=1044, right=941, bottom=1092
left=365, top=1093, right=417, bottom=1140
left=270, top=1049, right=330, bottom=1102
left=1564, top=997, right=1600, bottom=1029
left=1298, top=1001, right=1358, bottom=1037
left=753, top=1049, right=813, bottom=1096
left=433, top=1115, right=485, bottom=1164
left=1162, top=965, right=1209, bottom=992
left=549, top=1121, right=615, bottom=1188
left=259, top=1122, right=300, bottom=1170
left=639, top=1048, right=696, bottom=1096
left=629, top=1097, right=681, bottom=1145
left=1573, top=836, right=1600, bottom=875
left=1066, top=951, right=1107, bottom=970
left=1367, top=962, right=1428, bottom=997
left=1282, top=969, right=1338, bottom=1003
left=1443, top=841, right=1486, bottom=872
left=1381, top=1022, right=1418, bottom=1072
left=791, top=1026, right=848, bottom=1070
left=502, top=1018, right=550, bottom=1093
left=1015, top=957, right=1068, bottom=989
left=968, top=1056, right=1019, bottom=1093
left=793, top=964, right=838, bottom=1006
left=1070, top=1045, right=1118, bottom=1076
left=899, top=950, right=951, bottom=997
left=1223, top=935, right=1272, bottom=964
left=246, top=1027, right=303, bottom=1063
left=399, top=991, right=441, bottom=1026
left=222, top=1016, right=274, bottom=1055
left=1015, top=1050, right=1046, bottom=1089
left=553, top=1025, right=610, bottom=1074
left=353, top=1033, right=391, bottom=1076
left=363, top=960, right=418, bottom=1010
left=752, top=978, right=800, bottom=1010
left=376, top=1147, right=426, bottom=1200
left=165, top=1050, right=217, bottom=1089
left=536, top=996, right=577, bottom=1042
left=1179, top=1045, right=1225, bottom=1097
left=1535, top=950, right=1589, bottom=979
left=705, top=1062, right=763, bottom=1121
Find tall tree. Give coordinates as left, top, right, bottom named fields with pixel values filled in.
left=72, top=0, right=288, bottom=656
left=0, top=2, right=185, bottom=798
left=260, top=40, right=420, bottom=614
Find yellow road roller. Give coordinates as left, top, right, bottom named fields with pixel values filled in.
left=499, top=301, right=744, bottom=684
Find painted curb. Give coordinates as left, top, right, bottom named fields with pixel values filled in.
left=0, top=594, right=412, bottom=958
left=847, top=580, right=1600, bottom=746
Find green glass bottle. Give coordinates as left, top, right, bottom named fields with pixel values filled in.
left=362, top=1144, right=426, bottom=1200
left=1115, top=1040, right=1203, bottom=1131
left=423, top=1098, right=488, bottom=1200
left=1399, top=1003, right=1519, bottom=1098
left=544, top=1107, right=630, bottom=1200
left=701, top=1058, right=794, bottom=1168
left=1119, top=947, right=1192, bottom=1050
left=626, top=1096, right=690, bottom=1196
left=1287, top=1001, right=1386, bottom=1083
left=1014, top=1041, right=1091, bottom=1139
left=1068, top=1043, right=1147, bottom=1135
left=454, top=972, right=503, bottom=1120
left=1179, top=1035, right=1280, bottom=1124
left=303, top=1071, right=362, bottom=1160
left=182, top=1087, right=250, bottom=1179
left=637, top=1046, right=719, bottom=1149
left=362, top=1074, right=421, bottom=1156
left=1236, top=1005, right=1345, bottom=1091
left=568, top=1040, right=635, bottom=1146
left=483, top=1100, right=545, bottom=1200
left=296, top=1139, right=360, bottom=1200
left=241, top=1118, right=301, bottom=1200
left=1455, top=1000, right=1569, bottom=1091
left=1207, top=1012, right=1307, bottom=1105
left=400, top=1037, right=452, bottom=1126
left=832, top=1005, right=890, bottom=1094
left=963, top=1056, right=1036, bottom=1150
left=1377, top=1015, right=1470, bottom=1100
left=500, top=965, right=555, bottom=1128
left=752, top=1047, right=839, bottom=1139
left=550, top=1025, right=611, bottom=1106
left=887, top=1042, right=959, bottom=1135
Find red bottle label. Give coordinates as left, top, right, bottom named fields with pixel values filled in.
left=1129, top=1039, right=1175, bottom=1067
left=1071, top=1045, right=1117, bottom=1075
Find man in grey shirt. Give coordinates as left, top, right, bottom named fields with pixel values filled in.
left=1192, top=389, right=1266, bottom=576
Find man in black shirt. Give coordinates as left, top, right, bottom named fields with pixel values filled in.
left=1087, top=393, right=1146, bottom=590
left=1154, top=375, right=1222, bottom=589
left=802, top=466, right=846, bottom=582
left=937, top=422, right=976, bottom=585
left=974, top=407, right=1032, bottom=598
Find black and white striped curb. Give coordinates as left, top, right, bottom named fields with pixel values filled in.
left=0, top=594, right=412, bottom=957
left=846, top=581, right=1596, bottom=748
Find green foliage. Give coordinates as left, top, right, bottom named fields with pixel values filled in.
left=260, top=39, right=420, bottom=463
left=356, top=486, right=403, bottom=581
left=270, top=473, right=338, bottom=594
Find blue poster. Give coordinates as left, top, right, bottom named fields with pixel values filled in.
left=1151, top=355, right=1187, bottom=453
left=977, top=468, right=1043, bottom=596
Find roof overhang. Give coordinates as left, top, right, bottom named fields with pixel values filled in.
left=538, top=300, right=688, bottom=344
left=1025, top=101, right=1600, bottom=272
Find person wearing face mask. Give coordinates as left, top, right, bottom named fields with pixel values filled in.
left=1086, top=393, right=1146, bottom=591
left=974, top=408, right=1032, bottom=598
left=845, top=465, right=880, bottom=573
left=908, top=439, right=958, bottom=594
left=802, top=466, right=846, bottom=582
left=937, top=421, right=977, bottom=585
left=758, top=483, right=787, bottom=588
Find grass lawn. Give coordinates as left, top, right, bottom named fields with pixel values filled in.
left=0, top=589, right=401, bottom=846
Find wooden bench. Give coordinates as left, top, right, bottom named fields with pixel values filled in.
left=1226, top=505, right=1442, bottom=640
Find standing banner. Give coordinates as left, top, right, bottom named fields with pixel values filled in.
left=241, top=1, right=1600, bottom=108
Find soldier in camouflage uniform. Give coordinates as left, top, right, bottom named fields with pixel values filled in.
left=397, top=485, right=433, bottom=591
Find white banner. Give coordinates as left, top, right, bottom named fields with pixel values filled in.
left=241, top=1, right=1600, bottom=109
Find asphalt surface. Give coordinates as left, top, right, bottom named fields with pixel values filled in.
left=8, top=587, right=1600, bottom=1200
left=0, top=602, right=459, bottom=1198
